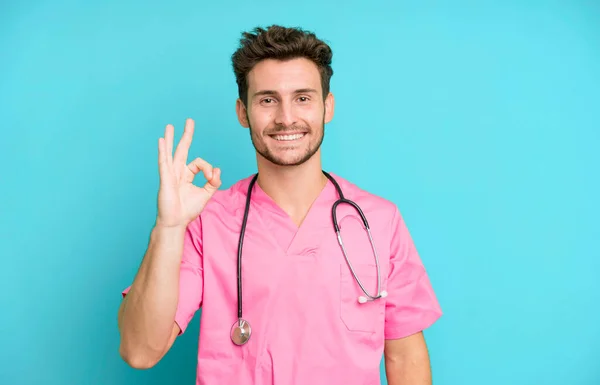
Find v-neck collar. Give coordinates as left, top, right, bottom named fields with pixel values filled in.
left=244, top=173, right=340, bottom=255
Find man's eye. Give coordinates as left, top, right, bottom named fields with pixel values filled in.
left=262, top=98, right=274, bottom=104
left=298, top=97, right=309, bottom=102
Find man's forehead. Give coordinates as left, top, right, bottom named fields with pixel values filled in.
left=247, top=58, right=321, bottom=94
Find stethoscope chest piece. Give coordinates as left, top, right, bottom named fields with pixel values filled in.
left=230, top=318, right=252, bottom=345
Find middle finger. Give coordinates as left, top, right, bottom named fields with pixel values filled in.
left=174, top=118, right=195, bottom=167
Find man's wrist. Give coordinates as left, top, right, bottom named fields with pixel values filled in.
left=151, top=222, right=187, bottom=240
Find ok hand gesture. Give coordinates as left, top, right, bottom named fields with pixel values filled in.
left=155, top=118, right=221, bottom=228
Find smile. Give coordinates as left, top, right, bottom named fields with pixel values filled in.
left=270, top=133, right=306, bottom=141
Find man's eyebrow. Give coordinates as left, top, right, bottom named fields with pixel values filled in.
left=294, top=88, right=318, bottom=94
left=252, top=88, right=319, bottom=98
left=252, top=90, right=278, bottom=98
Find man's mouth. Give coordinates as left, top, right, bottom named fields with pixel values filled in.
left=269, top=133, right=307, bottom=141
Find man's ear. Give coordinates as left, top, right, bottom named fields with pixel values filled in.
left=324, top=92, right=335, bottom=124
left=236, top=99, right=250, bottom=128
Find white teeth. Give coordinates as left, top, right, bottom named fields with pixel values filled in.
left=272, top=133, right=305, bottom=141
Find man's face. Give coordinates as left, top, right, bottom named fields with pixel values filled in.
left=236, top=58, right=334, bottom=166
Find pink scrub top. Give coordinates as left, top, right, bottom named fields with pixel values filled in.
left=122, top=173, right=442, bottom=385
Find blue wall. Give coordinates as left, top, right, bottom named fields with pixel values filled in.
left=1, top=1, right=598, bottom=384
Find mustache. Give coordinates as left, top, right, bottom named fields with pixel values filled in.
left=264, top=124, right=311, bottom=135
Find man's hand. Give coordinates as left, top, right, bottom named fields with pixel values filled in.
left=156, top=118, right=222, bottom=228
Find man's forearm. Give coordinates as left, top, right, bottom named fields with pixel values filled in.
left=117, top=225, right=186, bottom=367
left=384, top=332, right=432, bottom=385
left=385, top=353, right=432, bottom=385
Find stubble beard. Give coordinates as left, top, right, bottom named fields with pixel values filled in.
left=247, top=115, right=325, bottom=167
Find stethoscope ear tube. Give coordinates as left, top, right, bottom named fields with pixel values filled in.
left=331, top=198, right=371, bottom=232
left=326, top=171, right=384, bottom=304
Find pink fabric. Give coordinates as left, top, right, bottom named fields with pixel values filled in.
left=122, top=173, right=442, bottom=384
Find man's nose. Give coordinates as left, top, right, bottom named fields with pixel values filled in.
left=274, top=101, right=297, bottom=128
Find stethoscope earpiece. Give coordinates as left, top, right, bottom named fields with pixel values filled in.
left=358, top=290, right=388, bottom=304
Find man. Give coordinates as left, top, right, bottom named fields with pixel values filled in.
left=118, top=25, right=442, bottom=384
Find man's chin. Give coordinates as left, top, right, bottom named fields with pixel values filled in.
left=268, top=158, right=308, bottom=167
left=259, top=152, right=311, bottom=167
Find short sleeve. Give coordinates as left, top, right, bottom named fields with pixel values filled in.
left=121, top=216, right=204, bottom=335
left=384, top=207, right=442, bottom=340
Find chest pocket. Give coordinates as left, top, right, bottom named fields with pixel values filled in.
left=339, top=263, right=385, bottom=333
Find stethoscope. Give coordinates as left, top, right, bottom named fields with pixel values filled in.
left=230, top=170, right=388, bottom=346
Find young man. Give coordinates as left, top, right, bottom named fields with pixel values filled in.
left=118, top=25, right=442, bottom=385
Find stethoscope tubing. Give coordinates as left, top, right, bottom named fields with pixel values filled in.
left=232, top=171, right=385, bottom=345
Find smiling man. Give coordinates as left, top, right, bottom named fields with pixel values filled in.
left=117, top=25, right=443, bottom=385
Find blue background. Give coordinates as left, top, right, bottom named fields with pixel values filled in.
left=1, top=1, right=599, bottom=384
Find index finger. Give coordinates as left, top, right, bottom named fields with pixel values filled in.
left=185, top=157, right=213, bottom=183
left=173, top=118, right=195, bottom=167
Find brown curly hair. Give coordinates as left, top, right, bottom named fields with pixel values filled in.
left=231, top=25, right=334, bottom=106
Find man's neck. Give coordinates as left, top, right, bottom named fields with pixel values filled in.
left=256, top=153, right=328, bottom=227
